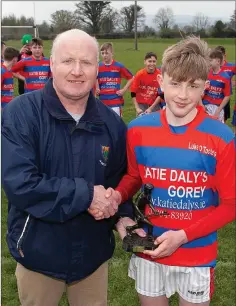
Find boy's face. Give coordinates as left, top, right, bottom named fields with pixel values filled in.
left=144, top=56, right=157, bottom=73
left=210, top=57, right=221, bottom=69
left=100, top=48, right=113, bottom=64
left=158, top=73, right=205, bottom=119
left=31, top=44, right=43, bottom=59
left=11, top=57, right=18, bottom=65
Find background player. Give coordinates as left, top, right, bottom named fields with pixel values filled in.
left=12, top=38, right=51, bottom=93
left=130, top=52, right=161, bottom=116
left=215, top=45, right=236, bottom=122
left=96, top=42, right=133, bottom=117
left=1, top=47, right=19, bottom=109
left=202, top=49, right=231, bottom=122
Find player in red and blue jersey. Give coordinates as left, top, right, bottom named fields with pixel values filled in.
left=1, top=47, right=19, bottom=109
left=12, top=38, right=51, bottom=93
left=96, top=42, right=133, bottom=117
left=102, top=37, right=235, bottom=305
left=215, top=45, right=236, bottom=122
left=202, top=49, right=231, bottom=123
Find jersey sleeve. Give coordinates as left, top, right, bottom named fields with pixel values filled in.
left=223, top=77, right=231, bottom=97
left=116, top=127, right=142, bottom=202
left=11, top=60, right=25, bottom=73
left=120, top=65, right=133, bottom=80
left=130, top=71, right=142, bottom=93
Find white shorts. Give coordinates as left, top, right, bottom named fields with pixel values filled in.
left=110, top=106, right=122, bottom=117
left=128, top=255, right=214, bottom=304
left=205, top=104, right=224, bottom=123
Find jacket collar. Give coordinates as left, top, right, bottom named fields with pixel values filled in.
left=42, top=79, right=104, bottom=124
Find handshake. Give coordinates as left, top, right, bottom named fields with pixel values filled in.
left=88, top=185, right=122, bottom=220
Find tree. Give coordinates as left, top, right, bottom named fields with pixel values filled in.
left=38, top=21, right=51, bottom=38
left=142, top=25, right=156, bottom=37
left=192, top=13, right=209, bottom=32
left=119, top=4, right=145, bottom=32
left=153, top=7, right=174, bottom=30
left=100, top=7, right=119, bottom=33
left=229, top=9, right=236, bottom=30
left=51, top=10, right=78, bottom=33
left=211, top=20, right=227, bottom=37
left=74, top=1, right=111, bottom=34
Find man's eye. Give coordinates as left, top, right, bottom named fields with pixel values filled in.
left=63, top=59, right=73, bottom=64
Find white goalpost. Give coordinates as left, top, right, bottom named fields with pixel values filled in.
left=1, top=25, right=39, bottom=38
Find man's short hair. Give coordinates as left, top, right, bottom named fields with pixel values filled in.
left=144, top=52, right=157, bottom=60
left=100, top=42, right=113, bottom=52
left=31, top=38, right=43, bottom=47
left=209, top=49, right=223, bottom=62
left=161, top=36, right=210, bottom=82
left=3, top=47, right=19, bottom=61
left=215, top=45, right=226, bottom=55
left=1, top=41, right=6, bottom=48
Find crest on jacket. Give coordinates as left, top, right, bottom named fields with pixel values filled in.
left=100, top=145, right=110, bottom=166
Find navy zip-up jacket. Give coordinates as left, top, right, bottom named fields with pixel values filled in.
left=1, top=79, right=133, bottom=283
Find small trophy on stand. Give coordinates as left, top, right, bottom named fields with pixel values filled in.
left=122, top=183, right=168, bottom=253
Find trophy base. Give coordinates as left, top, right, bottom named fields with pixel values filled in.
left=122, top=233, right=158, bottom=253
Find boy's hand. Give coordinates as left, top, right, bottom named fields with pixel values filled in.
left=116, top=88, right=125, bottom=96
left=143, top=230, right=188, bottom=258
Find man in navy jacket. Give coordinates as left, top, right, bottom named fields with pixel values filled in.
left=1, top=29, right=136, bottom=306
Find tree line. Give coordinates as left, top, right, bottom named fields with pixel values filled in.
left=1, top=1, right=236, bottom=40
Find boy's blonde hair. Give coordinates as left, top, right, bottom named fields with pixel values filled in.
left=161, top=36, right=210, bottom=82
left=100, top=42, right=113, bottom=52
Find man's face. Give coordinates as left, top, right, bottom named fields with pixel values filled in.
left=50, top=38, right=98, bottom=101
left=31, top=44, right=43, bottom=59
left=144, top=56, right=157, bottom=73
left=100, top=48, right=113, bottom=64
left=210, top=58, right=221, bottom=70
left=158, top=73, right=205, bottom=119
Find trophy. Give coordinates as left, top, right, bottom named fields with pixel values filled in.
left=122, top=183, right=168, bottom=253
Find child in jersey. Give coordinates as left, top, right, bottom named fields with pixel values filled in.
left=130, top=52, right=161, bottom=116
left=202, top=49, right=231, bottom=122
left=1, top=47, right=19, bottom=109
left=96, top=42, right=133, bottom=117
left=12, top=38, right=51, bottom=93
left=104, top=37, right=235, bottom=306
left=215, top=45, right=236, bottom=122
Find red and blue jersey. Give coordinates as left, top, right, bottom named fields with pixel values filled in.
left=12, top=56, right=51, bottom=93
left=97, top=60, right=133, bottom=107
left=116, top=107, right=235, bottom=268
left=221, top=60, right=236, bottom=79
left=1, top=64, right=14, bottom=107
left=202, top=69, right=231, bottom=106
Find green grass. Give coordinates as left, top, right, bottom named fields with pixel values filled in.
left=1, top=38, right=236, bottom=306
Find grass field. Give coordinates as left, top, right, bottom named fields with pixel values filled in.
left=1, top=38, right=236, bottom=306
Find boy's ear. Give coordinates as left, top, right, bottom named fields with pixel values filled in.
left=157, top=74, right=164, bottom=91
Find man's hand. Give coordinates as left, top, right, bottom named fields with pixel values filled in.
left=88, top=185, right=118, bottom=219
left=116, top=217, right=146, bottom=240
left=116, top=88, right=126, bottom=96
left=143, top=230, right=188, bottom=258
left=88, top=187, right=121, bottom=220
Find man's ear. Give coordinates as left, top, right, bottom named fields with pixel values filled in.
left=157, top=74, right=164, bottom=92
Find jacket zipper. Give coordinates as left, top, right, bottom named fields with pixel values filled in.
left=16, top=215, right=30, bottom=258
